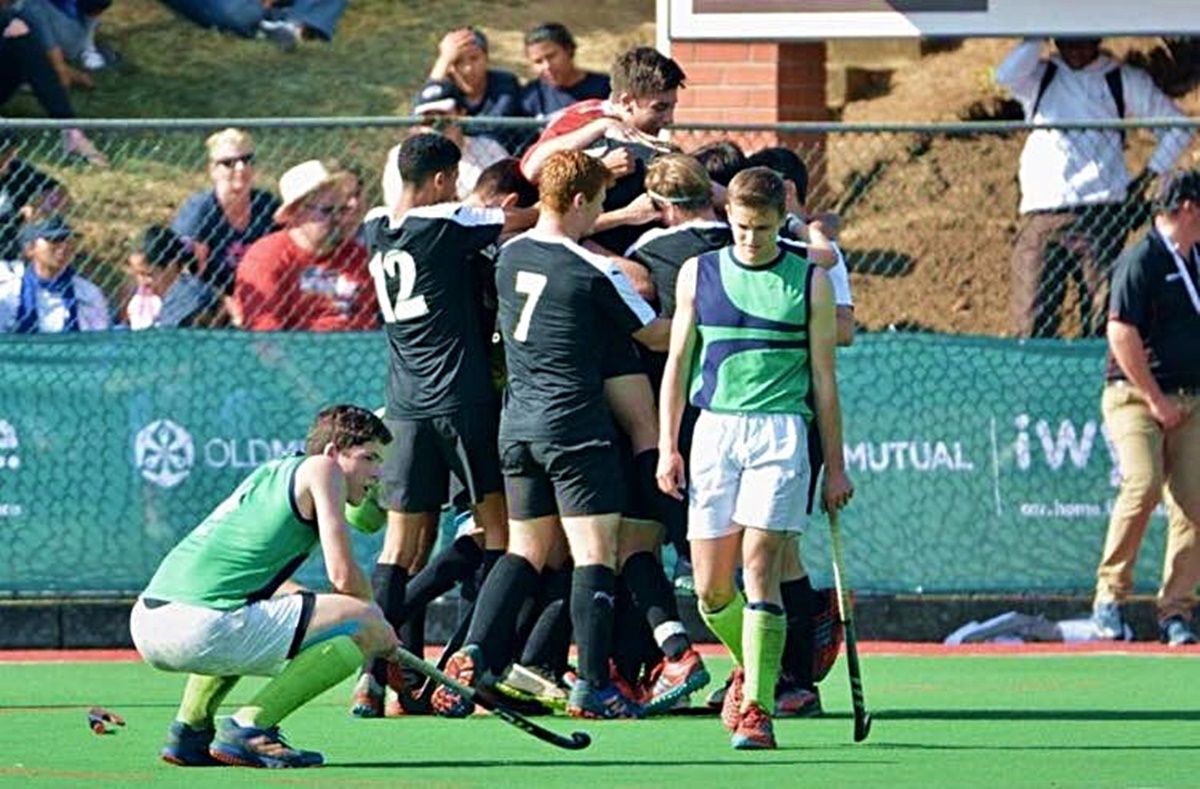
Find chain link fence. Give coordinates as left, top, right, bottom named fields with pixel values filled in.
left=1, top=116, right=1198, bottom=597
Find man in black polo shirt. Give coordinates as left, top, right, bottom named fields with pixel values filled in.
left=1091, top=170, right=1200, bottom=646
left=431, top=150, right=670, bottom=720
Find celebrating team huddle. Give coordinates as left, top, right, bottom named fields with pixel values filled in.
left=130, top=45, right=855, bottom=767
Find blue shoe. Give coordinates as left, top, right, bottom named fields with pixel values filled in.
left=1160, top=616, right=1198, bottom=646
left=1092, top=601, right=1129, bottom=640
left=209, top=718, right=323, bottom=769
left=566, top=679, right=644, bottom=720
left=161, top=721, right=221, bottom=767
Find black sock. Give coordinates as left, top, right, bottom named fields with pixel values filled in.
left=370, top=563, right=409, bottom=684
left=404, top=535, right=483, bottom=613
left=465, top=553, right=540, bottom=678
left=622, top=550, right=690, bottom=660
left=610, top=578, right=642, bottom=683
left=399, top=607, right=426, bottom=660
left=571, top=564, right=616, bottom=686
left=780, top=576, right=817, bottom=689
left=520, top=564, right=574, bottom=676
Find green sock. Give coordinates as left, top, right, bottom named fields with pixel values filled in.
left=742, top=606, right=787, bottom=714
left=176, top=674, right=239, bottom=729
left=699, top=590, right=746, bottom=665
left=233, top=636, right=363, bottom=729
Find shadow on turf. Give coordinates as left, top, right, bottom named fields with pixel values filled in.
left=879, top=709, right=1200, bottom=722
left=336, top=758, right=891, bottom=769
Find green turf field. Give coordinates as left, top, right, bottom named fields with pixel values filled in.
left=0, top=653, right=1195, bottom=788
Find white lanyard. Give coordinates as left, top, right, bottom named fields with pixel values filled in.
left=1158, top=228, right=1200, bottom=315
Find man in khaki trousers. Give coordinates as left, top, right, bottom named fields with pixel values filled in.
left=1092, top=170, right=1200, bottom=646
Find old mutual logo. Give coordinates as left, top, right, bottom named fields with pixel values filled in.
left=135, top=419, right=194, bottom=488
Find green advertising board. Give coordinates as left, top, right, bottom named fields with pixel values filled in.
left=0, top=331, right=1168, bottom=596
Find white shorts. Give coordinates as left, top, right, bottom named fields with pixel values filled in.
left=129, top=594, right=309, bottom=677
left=687, top=410, right=811, bottom=540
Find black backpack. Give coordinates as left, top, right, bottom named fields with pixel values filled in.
left=1031, top=62, right=1126, bottom=141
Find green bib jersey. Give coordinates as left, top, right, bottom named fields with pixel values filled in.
left=689, top=247, right=815, bottom=419
left=142, top=456, right=319, bottom=610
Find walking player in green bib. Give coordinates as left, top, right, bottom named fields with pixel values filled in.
left=130, top=405, right=399, bottom=768
left=657, top=167, right=854, bottom=750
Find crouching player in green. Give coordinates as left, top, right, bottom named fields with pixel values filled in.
left=130, top=405, right=400, bottom=768
left=657, top=167, right=853, bottom=749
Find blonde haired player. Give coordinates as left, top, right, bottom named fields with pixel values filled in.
left=657, top=167, right=853, bottom=749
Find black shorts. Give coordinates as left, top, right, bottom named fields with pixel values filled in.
left=500, top=438, right=625, bottom=520
left=382, top=406, right=503, bottom=514
left=615, top=432, right=656, bottom=521
left=806, top=420, right=824, bottom=515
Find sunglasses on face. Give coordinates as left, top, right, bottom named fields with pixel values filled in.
left=213, top=153, right=255, bottom=168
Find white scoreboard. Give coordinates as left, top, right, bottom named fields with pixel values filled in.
left=661, top=0, right=1200, bottom=39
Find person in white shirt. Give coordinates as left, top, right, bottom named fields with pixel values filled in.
left=0, top=215, right=109, bottom=333
left=997, top=37, right=1193, bottom=338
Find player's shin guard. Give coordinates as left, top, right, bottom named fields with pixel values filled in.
left=622, top=550, right=690, bottom=660
left=406, top=535, right=484, bottom=612
left=370, top=563, right=408, bottom=685
left=742, top=604, right=787, bottom=715
left=780, top=576, right=817, bottom=688
left=571, top=564, right=616, bottom=686
left=237, top=636, right=363, bottom=728
left=700, top=589, right=746, bottom=665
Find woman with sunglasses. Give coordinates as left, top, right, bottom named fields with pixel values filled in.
left=171, top=127, right=280, bottom=327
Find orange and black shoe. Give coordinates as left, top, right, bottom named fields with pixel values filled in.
left=731, top=702, right=777, bottom=750
left=349, top=673, right=384, bottom=719
left=429, top=645, right=481, bottom=718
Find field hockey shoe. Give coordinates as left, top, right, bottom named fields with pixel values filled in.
left=160, top=721, right=221, bottom=767
left=209, top=718, right=324, bottom=768
left=731, top=702, right=777, bottom=750
left=383, top=663, right=433, bottom=716
left=566, top=678, right=645, bottom=720
left=643, top=648, right=711, bottom=714
left=430, top=645, right=482, bottom=718
left=496, top=663, right=570, bottom=712
left=775, top=674, right=822, bottom=718
left=1160, top=616, right=1199, bottom=646
left=349, top=672, right=384, bottom=718
left=721, top=667, right=745, bottom=732
left=1091, top=601, right=1130, bottom=641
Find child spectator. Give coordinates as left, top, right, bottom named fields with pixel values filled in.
left=126, top=225, right=222, bottom=329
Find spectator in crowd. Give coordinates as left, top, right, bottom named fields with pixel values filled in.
left=1091, top=170, right=1200, bottom=647
left=125, top=225, right=223, bottom=329
left=0, top=4, right=107, bottom=166
left=0, top=131, right=69, bottom=262
left=157, top=0, right=348, bottom=52
left=171, top=127, right=279, bottom=326
left=691, top=139, right=747, bottom=188
left=380, top=79, right=509, bottom=206
left=0, top=215, right=109, bottom=332
left=427, top=26, right=525, bottom=152
left=997, top=37, right=1193, bottom=338
left=519, top=22, right=610, bottom=119
left=521, top=45, right=687, bottom=254
left=235, top=159, right=374, bottom=332
left=13, top=0, right=110, bottom=75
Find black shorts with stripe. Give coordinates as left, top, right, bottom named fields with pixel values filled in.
left=382, top=405, right=503, bottom=514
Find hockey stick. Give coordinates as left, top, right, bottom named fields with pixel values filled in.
left=827, top=508, right=872, bottom=743
left=392, top=645, right=592, bottom=751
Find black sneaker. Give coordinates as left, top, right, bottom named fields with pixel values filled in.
left=1160, top=616, right=1198, bottom=646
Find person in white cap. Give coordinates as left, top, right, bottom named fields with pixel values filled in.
left=234, top=159, right=375, bottom=332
